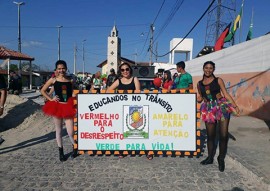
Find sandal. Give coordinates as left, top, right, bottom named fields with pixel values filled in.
left=146, top=155, right=153, bottom=160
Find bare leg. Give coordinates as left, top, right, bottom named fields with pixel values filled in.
left=53, top=117, right=66, bottom=161
left=53, top=117, right=63, bottom=147
left=65, top=118, right=75, bottom=145
left=65, top=118, right=78, bottom=159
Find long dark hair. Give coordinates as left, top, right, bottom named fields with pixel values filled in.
left=163, top=70, right=172, bottom=82
left=202, top=61, right=216, bottom=80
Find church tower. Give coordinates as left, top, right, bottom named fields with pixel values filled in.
left=107, top=25, right=121, bottom=74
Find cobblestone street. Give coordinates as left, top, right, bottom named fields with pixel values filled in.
left=0, top=136, right=267, bottom=191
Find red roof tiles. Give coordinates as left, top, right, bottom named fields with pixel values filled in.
left=0, top=46, right=34, bottom=61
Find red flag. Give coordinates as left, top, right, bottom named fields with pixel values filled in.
left=214, top=23, right=231, bottom=51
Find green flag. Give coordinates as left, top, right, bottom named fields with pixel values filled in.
left=224, top=2, right=243, bottom=42
left=246, top=9, right=253, bottom=41
left=246, top=23, right=253, bottom=41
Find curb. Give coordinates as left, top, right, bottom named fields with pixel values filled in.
left=226, top=154, right=270, bottom=190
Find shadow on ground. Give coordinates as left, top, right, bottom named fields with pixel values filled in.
left=0, top=99, right=41, bottom=132
left=0, top=131, right=67, bottom=155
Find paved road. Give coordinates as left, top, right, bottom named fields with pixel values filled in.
left=0, top=91, right=269, bottom=191
left=227, top=117, right=270, bottom=186
left=0, top=135, right=267, bottom=191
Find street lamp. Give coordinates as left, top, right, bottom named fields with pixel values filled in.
left=13, top=1, right=25, bottom=71
left=57, top=25, right=63, bottom=60
left=82, top=39, right=86, bottom=79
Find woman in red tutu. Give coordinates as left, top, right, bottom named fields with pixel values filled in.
left=197, top=61, right=240, bottom=172
left=41, top=60, right=77, bottom=162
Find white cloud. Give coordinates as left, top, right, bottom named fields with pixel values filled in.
left=22, top=41, right=43, bottom=47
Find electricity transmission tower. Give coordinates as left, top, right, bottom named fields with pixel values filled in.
left=205, top=0, right=236, bottom=46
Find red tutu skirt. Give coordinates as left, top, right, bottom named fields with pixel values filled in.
left=42, top=97, right=76, bottom=119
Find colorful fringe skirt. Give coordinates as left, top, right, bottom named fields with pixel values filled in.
left=200, top=97, right=237, bottom=123
left=42, top=97, right=76, bottom=119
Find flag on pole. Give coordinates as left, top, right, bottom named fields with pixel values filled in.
left=214, top=23, right=231, bottom=51
left=246, top=9, right=253, bottom=41
left=224, top=2, right=244, bottom=42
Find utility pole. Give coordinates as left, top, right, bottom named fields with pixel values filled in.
left=13, top=1, right=25, bottom=73
left=149, top=24, right=154, bottom=66
left=57, top=25, right=63, bottom=60
left=82, top=39, right=86, bottom=79
left=155, top=42, right=158, bottom=62
left=73, top=43, right=77, bottom=75
left=134, top=49, right=137, bottom=66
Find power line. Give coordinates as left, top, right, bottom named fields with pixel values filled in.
left=153, top=0, right=166, bottom=25
left=137, top=27, right=151, bottom=57
left=154, top=0, right=185, bottom=43
left=137, top=0, right=166, bottom=57
left=0, top=23, right=149, bottom=29
left=153, top=0, right=216, bottom=58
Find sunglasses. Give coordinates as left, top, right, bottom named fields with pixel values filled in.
left=120, top=68, right=130, bottom=72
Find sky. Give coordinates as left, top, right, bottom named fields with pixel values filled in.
left=1, top=0, right=270, bottom=74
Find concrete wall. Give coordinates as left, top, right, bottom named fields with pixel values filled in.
left=186, top=34, right=270, bottom=120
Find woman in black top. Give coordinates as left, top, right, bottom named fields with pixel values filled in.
left=41, top=60, right=77, bottom=162
left=197, top=61, right=240, bottom=172
left=107, top=63, right=155, bottom=159
left=107, top=62, right=140, bottom=93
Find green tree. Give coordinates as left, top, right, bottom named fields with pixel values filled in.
left=5, top=64, right=18, bottom=71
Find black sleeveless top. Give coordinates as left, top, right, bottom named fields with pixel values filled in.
left=198, top=77, right=221, bottom=101
left=54, top=81, right=72, bottom=102
left=0, top=74, right=7, bottom=89
left=118, top=77, right=136, bottom=91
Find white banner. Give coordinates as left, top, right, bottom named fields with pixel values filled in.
left=77, top=93, right=196, bottom=151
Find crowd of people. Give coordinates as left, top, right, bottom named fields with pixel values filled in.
left=1, top=59, right=240, bottom=172
left=153, top=61, right=193, bottom=93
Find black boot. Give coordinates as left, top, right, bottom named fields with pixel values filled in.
left=59, top=147, right=66, bottom=162
left=217, top=156, right=225, bottom=172
left=70, top=146, right=78, bottom=159
left=200, top=156, right=214, bottom=165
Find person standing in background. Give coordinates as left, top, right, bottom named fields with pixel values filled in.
left=0, top=74, right=7, bottom=144
left=106, top=68, right=118, bottom=89
left=91, top=71, right=102, bottom=93
left=174, top=61, right=193, bottom=93
left=161, top=70, right=173, bottom=91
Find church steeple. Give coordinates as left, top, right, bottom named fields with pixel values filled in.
left=107, top=25, right=121, bottom=74
left=110, top=25, right=118, bottom=37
